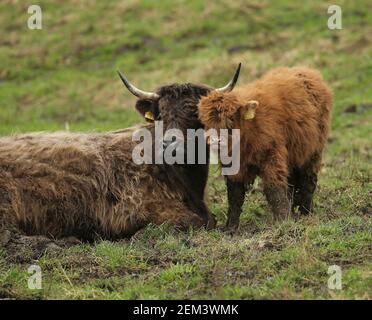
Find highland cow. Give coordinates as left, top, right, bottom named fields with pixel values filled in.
left=0, top=64, right=242, bottom=245
left=0, top=125, right=215, bottom=244
left=198, top=66, right=333, bottom=232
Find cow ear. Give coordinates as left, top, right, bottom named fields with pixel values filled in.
left=242, top=100, right=259, bottom=120
left=136, top=99, right=156, bottom=122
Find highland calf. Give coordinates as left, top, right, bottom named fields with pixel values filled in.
left=198, top=67, right=333, bottom=232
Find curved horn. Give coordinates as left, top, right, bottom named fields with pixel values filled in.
left=215, top=63, right=241, bottom=93
left=117, top=70, right=159, bottom=99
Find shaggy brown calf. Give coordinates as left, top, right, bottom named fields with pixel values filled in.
left=198, top=66, right=333, bottom=232
left=0, top=125, right=214, bottom=243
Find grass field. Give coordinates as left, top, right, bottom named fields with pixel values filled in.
left=0, top=0, right=371, bottom=299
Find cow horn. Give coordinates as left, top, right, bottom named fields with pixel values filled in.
left=117, top=70, right=160, bottom=99
left=215, top=63, right=241, bottom=93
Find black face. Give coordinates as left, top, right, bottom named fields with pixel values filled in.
left=135, top=83, right=212, bottom=151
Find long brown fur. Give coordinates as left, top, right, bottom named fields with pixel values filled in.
left=198, top=66, right=333, bottom=229
left=0, top=124, right=214, bottom=242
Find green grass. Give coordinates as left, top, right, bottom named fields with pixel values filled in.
left=0, top=0, right=371, bottom=299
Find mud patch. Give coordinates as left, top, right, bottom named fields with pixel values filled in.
left=3, top=233, right=75, bottom=264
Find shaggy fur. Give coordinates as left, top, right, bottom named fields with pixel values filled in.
left=0, top=124, right=215, bottom=242
left=198, top=66, right=333, bottom=231
left=136, top=83, right=212, bottom=134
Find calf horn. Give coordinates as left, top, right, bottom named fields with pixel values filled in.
left=215, top=63, right=241, bottom=93
left=117, top=70, right=160, bottom=99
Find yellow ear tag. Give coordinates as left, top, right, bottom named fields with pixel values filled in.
left=243, top=109, right=256, bottom=120
left=145, top=111, right=154, bottom=122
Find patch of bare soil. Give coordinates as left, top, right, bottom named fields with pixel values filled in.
left=1, top=231, right=77, bottom=264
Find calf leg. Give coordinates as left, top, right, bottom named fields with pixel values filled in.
left=288, top=168, right=302, bottom=212
left=225, top=178, right=247, bottom=233
left=295, top=154, right=321, bottom=214
left=263, top=185, right=290, bottom=220
left=297, top=172, right=317, bottom=214
left=261, top=148, right=291, bottom=220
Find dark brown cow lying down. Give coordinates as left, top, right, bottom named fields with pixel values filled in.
left=0, top=125, right=214, bottom=242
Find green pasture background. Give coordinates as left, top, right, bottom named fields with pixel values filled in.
left=0, top=0, right=371, bottom=299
